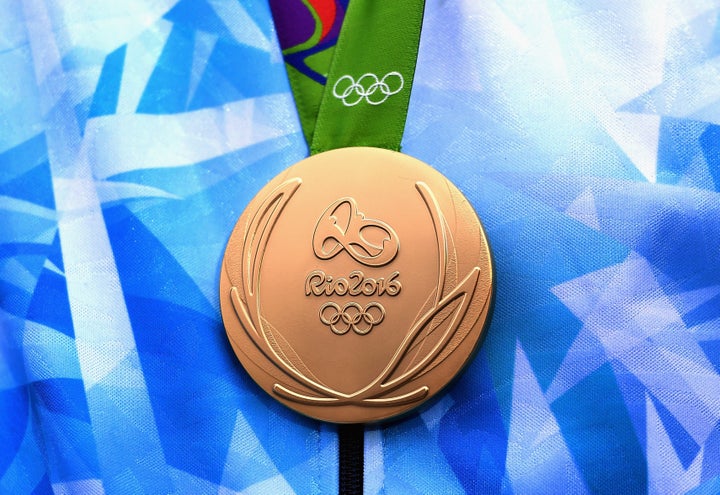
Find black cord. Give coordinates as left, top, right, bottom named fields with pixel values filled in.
left=338, top=423, right=364, bottom=495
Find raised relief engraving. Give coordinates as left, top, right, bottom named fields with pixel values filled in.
left=227, top=178, right=487, bottom=407
left=312, top=197, right=399, bottom=267
left=305, top=270, right=401, bottom=297
left=319, top=301, right=385, bottom=335
left=308, top=199, right=401, bottom=335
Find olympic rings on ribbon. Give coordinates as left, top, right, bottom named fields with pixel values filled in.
left=319, top=301, right=386, bottom=335
left=332, top=72, right=404, bottom=107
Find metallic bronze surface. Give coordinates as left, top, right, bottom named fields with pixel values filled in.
left=220, top=147, right=493, bottom=423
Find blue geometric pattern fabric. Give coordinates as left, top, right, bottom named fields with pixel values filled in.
left=0, top=1, right=336, bottom=493
left=368, top=2, right=720, bottom=494
left=1, top=1, right=720, bottom=494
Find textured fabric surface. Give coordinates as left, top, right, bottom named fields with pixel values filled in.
left=2, top=1, right=720, bottom=494
left=269, top=0, right=347, bottom=144
left=0, top=1, right=337, bottom=494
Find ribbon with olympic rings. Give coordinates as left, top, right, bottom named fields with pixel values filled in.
left=332, top=72, right=404, bottom=107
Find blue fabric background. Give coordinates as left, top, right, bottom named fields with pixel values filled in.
left=1, top=1, right=720, bottom=493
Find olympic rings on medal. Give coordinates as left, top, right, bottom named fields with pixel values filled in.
left=319, top=301, right=386, bottom=335
left=332, top=72, right=404, bottom=107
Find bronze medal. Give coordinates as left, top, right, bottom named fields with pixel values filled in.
left=220, top=147, right=493, bottom=423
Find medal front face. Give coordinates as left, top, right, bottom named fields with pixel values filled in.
left=220, top=147, right=493, bottom=423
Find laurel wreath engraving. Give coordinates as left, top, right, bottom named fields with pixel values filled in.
left=227, top=178, right=485, bottom=407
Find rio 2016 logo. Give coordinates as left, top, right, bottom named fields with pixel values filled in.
left=312, top=197, right=399, bottom=267
left=310, top=197, right=401, bottom=336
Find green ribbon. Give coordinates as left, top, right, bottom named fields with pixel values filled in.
left=287, top=0, right=426, bottom=154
